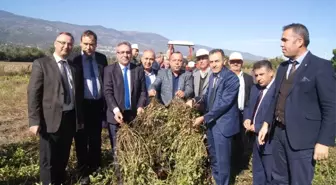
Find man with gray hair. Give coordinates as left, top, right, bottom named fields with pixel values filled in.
left=258, top=23, right=336, bottom=185
left=152, top=52, right=164, bottom=70
left=104, top=41, right=147, bottom=183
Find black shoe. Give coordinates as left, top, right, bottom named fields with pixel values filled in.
left=79, top=176, right=90, bottom=185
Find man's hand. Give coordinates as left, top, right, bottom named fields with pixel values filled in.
left=186, top=99, right=194, bottom=108
left=148, top=89, right=156, bottom=97
left=114, top=111, right=124, bottom=125
left=250, top=124, right=255, bottom=132
left=258, top=122, right=269, bottom=145
left=314, top=143, right=329, bottom=161
left=137, top=107, right=144, bottom=115
left=243, top=119, right=252, bottom=130
left=29, top=125, right=40, bottom=136
left=193, top=116, right=204, bottom=128
left=175, top=90, right=185, bottom=98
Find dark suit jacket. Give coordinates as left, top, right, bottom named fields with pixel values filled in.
left=265, top=52, right=336, bottom=150
left=104, top=62, right=147, bottom=124
left=243, top=72, right=254, bottom=107
left=27, top=56, right=84, bottom=133
left=201, top=67, right=240, bottom=137
left=244, top=83, right=276, bottom=154
left=73, top=52, right=108, bottom=120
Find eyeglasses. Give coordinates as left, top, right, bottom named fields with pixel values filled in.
left=117, top=51, right=131, bottom=55
left=56, top=40, right=73, bottom=46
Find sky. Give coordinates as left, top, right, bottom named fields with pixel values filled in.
left=1, top=0, right=335, bottom=59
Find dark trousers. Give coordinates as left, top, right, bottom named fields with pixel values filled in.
left=206, top=123, right=232, bottom=185
left=271, top=124, right=315, bottom=185
left=252, top=141, right=273, bottom=185
left=74, top=99, right=104, bottom=176
left=232, top=111, right=254, bottom=169
left=39, top=109, right=76, bottom=185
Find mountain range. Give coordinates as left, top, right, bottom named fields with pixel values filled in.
left=0, top=10, right=266, bottom=61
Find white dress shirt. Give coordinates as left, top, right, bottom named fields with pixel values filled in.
left=113, top=63, right=132, bottom=114
left=53, top=53, right=75, bottom=111
left=237, top=71, right=245, bottom=111
left=200, top=67, right=210, bottom=78
left=145, top=70, right=156, bottom=91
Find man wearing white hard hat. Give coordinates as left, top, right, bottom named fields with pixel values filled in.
left=193, top=49, right=211, bottom=97
left=229, top=51, right=254, bottom=171
left=131, top=43, right=141, bottom=66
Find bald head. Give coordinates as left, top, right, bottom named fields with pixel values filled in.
left=141, top=50, right=155, bottom=71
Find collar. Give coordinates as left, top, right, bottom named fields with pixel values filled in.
left=259, top=78, right=275, bottom=90
left=200, top=67, right=210, bottom=77
left=145, top=69, right=155, bottom=76
left=238, top=71, right=244, bottom=77
left=81, top=51, right=96, bottom=60
left=289, top=50, right=309, bottom=64
left=53, top=53, right=67, bottom=63
left=266, top=78, right=275, bottom=89
left=118, top=62, right=130, bottom=70
left=170, top=69, right=181, bottom=77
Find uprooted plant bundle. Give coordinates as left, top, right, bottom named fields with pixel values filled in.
left=116, top=98, right=212, bottom=185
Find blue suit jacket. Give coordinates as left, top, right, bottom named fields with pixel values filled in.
left=201, top=67, right=240, bottom=137
left=244, top=82, right=276, bottom=154
left=265, top=52, right=336, bottom=150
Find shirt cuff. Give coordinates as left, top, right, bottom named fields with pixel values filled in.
left=113, top=107, right=120, bottom=114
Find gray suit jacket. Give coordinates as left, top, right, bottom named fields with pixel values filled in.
left=27, top=56, right=84, bottom=133
left=150, top=69, right=194, bottom=106
left=193, top=69, right=211, bottom=97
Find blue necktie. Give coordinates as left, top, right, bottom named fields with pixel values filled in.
left=88, top=56, right=98, bottom=99
left=123, top=67, right=131, bottom=110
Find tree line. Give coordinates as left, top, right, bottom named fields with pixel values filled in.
left=0, top=44, right=120, bottom=64
left=0, top=43, right=335, bottom=71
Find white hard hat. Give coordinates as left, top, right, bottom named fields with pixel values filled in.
left=229, top=52, right=243, bottom=61
left=131, top=44, right=139, bottom=50
left=196, top=49, right=209, bottom=57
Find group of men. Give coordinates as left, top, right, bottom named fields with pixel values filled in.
left=27, top=23, right=335, bottom=185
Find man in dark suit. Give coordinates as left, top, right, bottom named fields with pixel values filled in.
left=27, top=32, right=84, bottom=185
left=258, top=23, right=336, bottom=185
left=73, top=30, right=108, bottom=184
left=149, top=51, right=194, bottom=106
left=243, top=60, right=275, bottom=185
left=104, top=41, right=147, bottom=183
left=228, top=51, right=254, bottom=170
left=189, top=49, right=240, bottom=185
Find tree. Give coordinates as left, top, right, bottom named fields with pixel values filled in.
left=269, top=56, right=285, bottom=69
left=47, top=45, right=81, bottom=56
left=331, top=49, right=336, bottom=70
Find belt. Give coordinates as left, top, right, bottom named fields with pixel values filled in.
left=84, top=98, right=103, bottom=104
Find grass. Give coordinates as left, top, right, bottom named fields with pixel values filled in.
left=0, top=66, right=335, bottom=184
left=0, top=62, right=32, bottom=76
